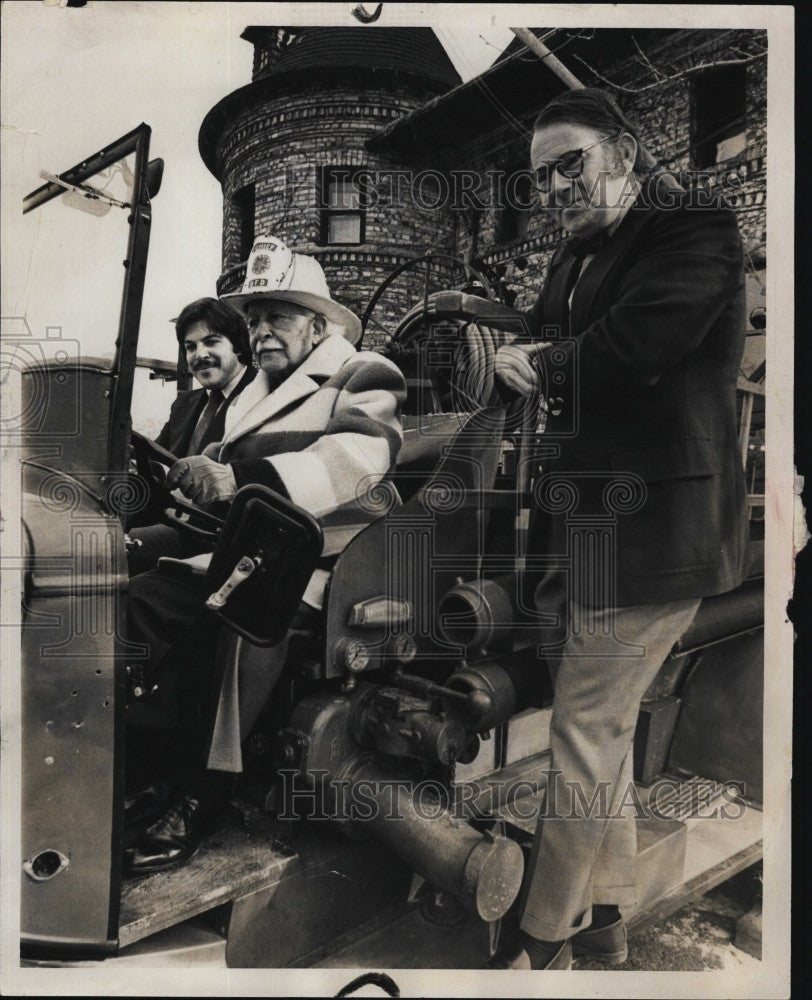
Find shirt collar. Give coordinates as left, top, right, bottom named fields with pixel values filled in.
left=215, top=364, right=247, bottom=399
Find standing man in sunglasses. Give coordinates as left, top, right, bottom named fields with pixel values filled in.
left=489, top=88, right=748, bottom=969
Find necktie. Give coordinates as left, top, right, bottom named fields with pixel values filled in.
left=187, top=388, right=225, bottom=455
left=563, top=256, right=585, bottom=334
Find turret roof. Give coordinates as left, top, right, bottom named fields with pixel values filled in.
left=241, top=26, right=461, bottom=90
left=199, top=26, right=461, bottom=177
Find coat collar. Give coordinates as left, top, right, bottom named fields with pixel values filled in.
left=169, top=386, right=207, bottom=455
left=539, top=172, right=686, bottom=337
left=564, top=178, right=661, bottom=337
left=223, top=334, right=357, bottom=443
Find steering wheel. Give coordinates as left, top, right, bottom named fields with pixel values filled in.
left=129, top=430, right=225, bottom=540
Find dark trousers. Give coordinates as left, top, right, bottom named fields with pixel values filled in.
left=126, top=568, right=318, bottom=774
left=127, top=523, right=211, bottom=576
left=126, top=569, right=221, bottom=776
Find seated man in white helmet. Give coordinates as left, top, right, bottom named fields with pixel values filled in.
left=124, top=236, right=406, bottom=873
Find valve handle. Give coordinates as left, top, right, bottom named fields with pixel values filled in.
left=391, top=669, right=491, bottom=721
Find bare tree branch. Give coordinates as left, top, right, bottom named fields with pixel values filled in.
left=632, top=36, right=667, bottom=80
left=572, top=49, right=767, bottom=94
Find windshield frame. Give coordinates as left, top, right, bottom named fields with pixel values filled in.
left=23, top=123, right=157, bottom=477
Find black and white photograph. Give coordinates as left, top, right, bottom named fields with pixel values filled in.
left=0, top=3, right=794, bottom=996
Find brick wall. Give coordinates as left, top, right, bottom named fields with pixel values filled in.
left=210, top=29, right=767, bottom=342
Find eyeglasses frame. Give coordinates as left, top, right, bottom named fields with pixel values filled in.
left=532, top=133, right=623, bottom=196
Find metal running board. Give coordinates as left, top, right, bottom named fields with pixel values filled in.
left=115, top=777, right=763, bottom=964
left=310, top=799, right=762, bottom=970
left=647, top=776, right=729, bottom=820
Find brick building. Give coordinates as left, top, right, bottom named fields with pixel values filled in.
left=199, top=27, right=463, bottom=336
left=199, top=26, right=766, bottom=370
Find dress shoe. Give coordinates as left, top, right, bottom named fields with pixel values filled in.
left=124, top=794, right=212, bottom=875
left=123, top=781, right=175, bottom=835
left=486, top=936, right=572, bottom=970
left=572, top=914, right=628, bottom=964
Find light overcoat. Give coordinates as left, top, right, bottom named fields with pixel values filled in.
left=207, top=334, right=406, bottom=605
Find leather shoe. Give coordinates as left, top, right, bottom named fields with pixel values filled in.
left=486, top=937, right=572, bottom=970
left=124, top=781, right=175, bottom=834
left=124, top=794, right=213, bottom=875
left=572, top=915, right=628, bottom=964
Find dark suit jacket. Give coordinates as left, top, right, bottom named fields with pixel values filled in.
left=525, top=177, right=749, bottom=606
left=154, top=366, right=255, bottom=457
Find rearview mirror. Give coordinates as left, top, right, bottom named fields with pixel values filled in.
left=146, top=158, right=164, bottom=199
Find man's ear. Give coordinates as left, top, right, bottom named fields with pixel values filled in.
left=312, top=314, right=327, bottom=343
left=617, top=132, right=638, bottom=173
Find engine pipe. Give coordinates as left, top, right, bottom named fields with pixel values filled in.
left=333, top=753, right=524, bottom=922
left=438, top=575, right=541, bottom=655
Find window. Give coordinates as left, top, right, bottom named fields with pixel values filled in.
left=691, top=65, right=748, bottom=169
left=233, top=183, right=255, bottom=260
left=319, top=167, right=365, bottom=246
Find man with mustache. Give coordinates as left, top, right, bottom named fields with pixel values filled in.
left=488, top=88, right=748, bottom=970
left=127, top=297, right=255, bottom=573
left=157, top=296, right=255, bottom=459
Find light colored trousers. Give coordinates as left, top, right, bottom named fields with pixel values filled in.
left=206, top=602, right=319, bottom=772
left=520, top=597, right=701, bottom=941
left=206, top=631, right=290, bottom=772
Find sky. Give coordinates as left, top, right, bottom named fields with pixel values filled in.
left=1, top=2, right=514, bottom=430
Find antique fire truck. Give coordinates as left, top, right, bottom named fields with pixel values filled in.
left=14, top=126, right=764, bottom=969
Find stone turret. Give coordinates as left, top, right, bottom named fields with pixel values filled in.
left=199, top=27, right=462, bottom=343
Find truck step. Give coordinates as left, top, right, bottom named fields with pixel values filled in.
left=118, top=809, right=297, bottom=949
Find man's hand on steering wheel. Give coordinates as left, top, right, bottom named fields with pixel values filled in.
left=166, top=455, right=238, bottom=507
left=129, top=430, right=226, bottom=538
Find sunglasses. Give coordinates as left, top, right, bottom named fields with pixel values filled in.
left=533, top=134, right=620, bottom=195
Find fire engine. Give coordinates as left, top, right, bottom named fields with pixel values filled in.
left=15, top=125, right=763, bottom=970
